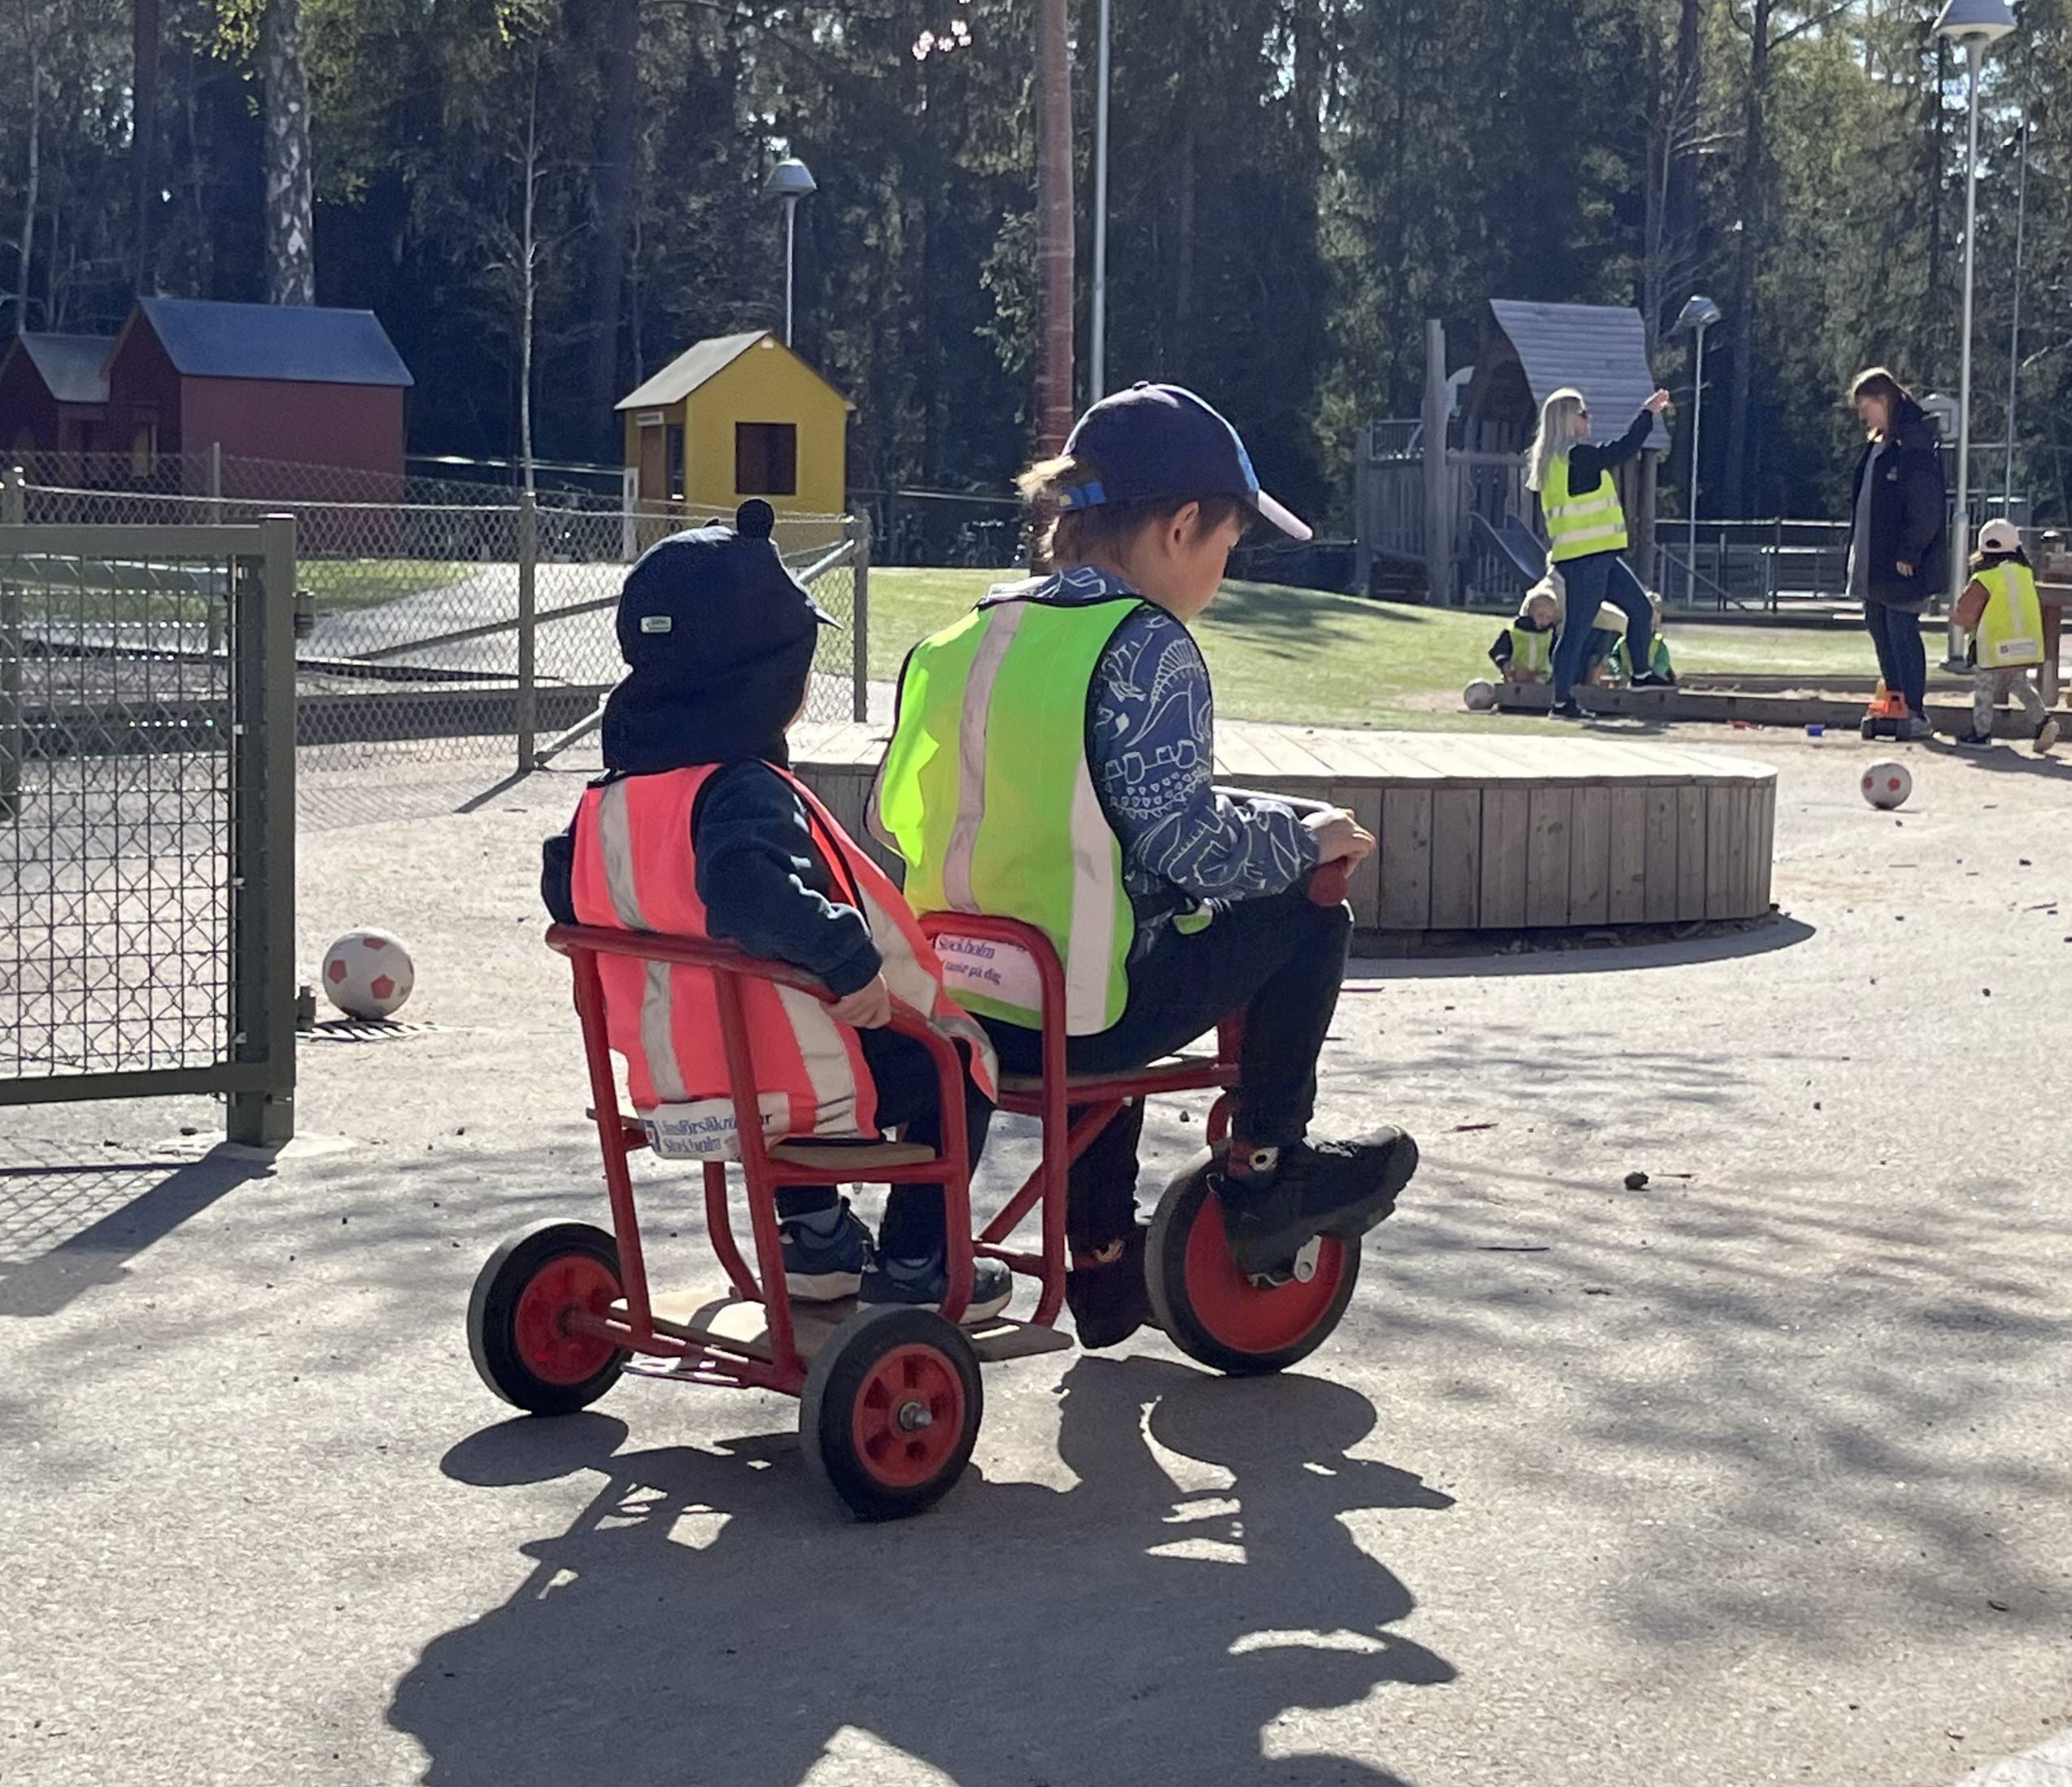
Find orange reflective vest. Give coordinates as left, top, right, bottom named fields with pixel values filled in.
left=570, top=764, right=997, bottom=1159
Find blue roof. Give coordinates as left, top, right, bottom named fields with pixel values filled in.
left=135, top=297, right=414, bottom=389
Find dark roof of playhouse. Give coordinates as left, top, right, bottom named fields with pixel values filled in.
left=11, top=332, right=114, bottom=404
left=129, top=297, right=415, bottom=388
left=616, top=329, right=846, bottom=410
left=1486, top=301, right=1668, bottom=450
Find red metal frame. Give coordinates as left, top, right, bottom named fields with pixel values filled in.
left=543, top=915, right=1239, bottom=1391
left=543, top=859, right=1346, bottom=1400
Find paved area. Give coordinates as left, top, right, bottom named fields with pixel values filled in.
left=3, top=727, right=2071, bottom=1786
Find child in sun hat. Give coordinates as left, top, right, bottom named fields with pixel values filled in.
left=1951, top=518, right=2059, bottom=753
left=542, top=500, right=1009, bottom=1321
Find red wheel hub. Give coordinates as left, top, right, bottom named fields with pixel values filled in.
left=513, top=1253, right=622, bottom=1384
left=1184, top=1195, right=1346, bottom=1356
left=850, top=1343, right=966, bottom=1489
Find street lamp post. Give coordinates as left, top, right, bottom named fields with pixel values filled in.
left=763, top=157, right=818, bottom=347
left=1090, top=0, right=1111, bottom=401
left=1935, top=0, right=2015, bottom=656
left=1674, top=294, right=1723, bottom=608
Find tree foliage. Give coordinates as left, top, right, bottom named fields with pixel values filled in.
left=2, top=0, right=2069, bottom=525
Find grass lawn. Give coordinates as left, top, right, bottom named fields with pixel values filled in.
left=867, top=568, right=1884, bottom=730
left=301, top=559, right=478, bottom=615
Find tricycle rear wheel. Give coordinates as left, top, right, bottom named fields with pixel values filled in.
left=800, top=1305, right=983, bottom=1521
left=469, top=1220, right=628, bottom=1415
left=1145, top=1153, right=1360, bottom=1376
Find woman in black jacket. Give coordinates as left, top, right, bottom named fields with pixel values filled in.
left=1845, top=368, right=1948, bottom=738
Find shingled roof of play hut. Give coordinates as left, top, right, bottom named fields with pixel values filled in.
left=1459, top=301, right=1669, bottom=453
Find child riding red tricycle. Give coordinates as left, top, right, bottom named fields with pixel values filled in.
left=471, top=392, right=1419, bottom=1519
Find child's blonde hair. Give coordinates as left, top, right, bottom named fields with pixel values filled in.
left=1017, top=454, right=1250, bottom=568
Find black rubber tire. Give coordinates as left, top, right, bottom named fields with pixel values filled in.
left=468, top=1221, right=628, bottom=1415
left=1145, top=1153, right=1360, bottom=1377
left=1860, top=718, right=1878, bottom=740
left=800, top=1305, right=983, bottom=1522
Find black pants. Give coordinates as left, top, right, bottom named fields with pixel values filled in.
left=1865, top=599, right=1928, bottom=714
left=776, top=1027, right=996, bottom=1259
left=984, top=884, right=1354, bottom=1252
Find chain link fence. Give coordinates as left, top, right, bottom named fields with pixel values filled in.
left=0, top=517, right=297, bottom=1142
left=3, top=468, right=868, bottom=771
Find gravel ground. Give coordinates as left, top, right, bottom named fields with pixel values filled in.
left=2, top=726, right=2070, bottom=1787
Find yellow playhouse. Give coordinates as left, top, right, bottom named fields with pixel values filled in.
left=616, top=330, right=849, bottom=519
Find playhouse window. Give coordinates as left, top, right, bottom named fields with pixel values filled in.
left=735, top=422, right=798, bottom=498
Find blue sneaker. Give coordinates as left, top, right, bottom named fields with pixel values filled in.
left=860, top=1249, right=1014, bottom=1324
left=779, top=1201, right=872, bottom=1302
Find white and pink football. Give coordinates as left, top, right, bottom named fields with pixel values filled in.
left=1860, top=761, right=1912, bottom=812
left=321, top=930, right=417, bottom=1019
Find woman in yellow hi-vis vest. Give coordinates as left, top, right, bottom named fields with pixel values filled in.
left=1952, top=517, right=2060, bottom=753
left=1527, top=385, right=1673, bottom=718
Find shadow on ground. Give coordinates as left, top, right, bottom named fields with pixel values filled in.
left=390, top=1360, right=1450, bottom=1787
left=0, top=1144, right=274, bottom=1318
left=1350, top=914, right=1815, bottom=979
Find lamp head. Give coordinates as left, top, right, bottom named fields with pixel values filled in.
left=1934, top=0, right=2016, bottom=46
left=1675, top=294, right=1724, bottom=334
left=763, top=158, right=818, bottom=201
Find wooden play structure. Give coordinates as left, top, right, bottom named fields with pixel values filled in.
left=1354, top=302, right=1669, bottom=607
left=617, top=331, right=849, bottom=525
left=789, top=721, right=1777, bottom=939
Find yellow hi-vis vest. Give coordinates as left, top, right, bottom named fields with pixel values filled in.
left=1505, top=623, right=1553, bottom=680
left=1542, top=454, right=1629, bottom=564
left=877, top=586, right=1147, bottom=1035
left=1974, top=562, right=2046, bottom=669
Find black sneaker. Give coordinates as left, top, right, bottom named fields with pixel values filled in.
left=860, top=1249, right=1014, bottom=1325
left=779, top=1200, right=872, bottom=1301
left=1629, top=670, right=1675, bottom=690
left=1550, top=698, right=1585, bottom=720
left=1213, top=1130, right=1420, bottom=1279
left=1952, top=730, right=1994, bottom=751
left=1067, top=1226, right=1154, bottom=1350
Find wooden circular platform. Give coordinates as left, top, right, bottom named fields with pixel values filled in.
left=791, top=720, right=1777, bottom=938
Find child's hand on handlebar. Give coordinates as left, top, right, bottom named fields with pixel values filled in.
left=831, top=974, right=894, bottom=1028
left=1304, top=808, right=1376, bottom=866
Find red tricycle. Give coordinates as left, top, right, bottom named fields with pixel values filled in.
left=468, top=874, right=1362, bottom=1521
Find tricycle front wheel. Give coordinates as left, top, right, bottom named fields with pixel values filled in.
left=1145, top=1154, right=1360, bottom=1376
left=468, top=1220, right=628, bottom=1415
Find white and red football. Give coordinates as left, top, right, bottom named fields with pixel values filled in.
left=321, top=930, right=417, bottom=1019
left=1860, top=761, right=1912, bottom=811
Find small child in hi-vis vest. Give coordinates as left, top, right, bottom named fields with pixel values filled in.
left=1951, top=519, right=2060, bottom=755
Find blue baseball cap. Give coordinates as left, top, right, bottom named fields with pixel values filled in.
left=1059, top=383, right=1312, bottom=542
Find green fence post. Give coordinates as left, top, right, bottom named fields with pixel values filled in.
left=517, top=490, right=538, bottom=772
left=226, top=514, right=299, bottom=1148
left=1, top=467, right=21, bottom=822
left=850, top=511, right=870, bottom=722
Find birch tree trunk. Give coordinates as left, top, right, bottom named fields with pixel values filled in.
left=1034, top=0, right=1075, bottom=455
left=262, top=0, right=315, bottom=305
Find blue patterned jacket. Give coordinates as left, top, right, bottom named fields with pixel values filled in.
left=1001, top=569, right=1320, bottom=939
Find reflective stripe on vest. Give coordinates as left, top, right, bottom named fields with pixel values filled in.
left=1975, top=562, right=2045, bottom=669
left=878, top=591, right=1143, bottom=1035
left=570, top=765, right=995, bottom=1159
left=1508, top=624, right=1552, bottom=677
left=1542, top=454, right=1629, bottom=563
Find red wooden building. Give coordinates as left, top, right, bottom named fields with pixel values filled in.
left=0, top=333, right=114, bottom=456
left=107, top=298, right=413, bottom=488
left=2, top=298, right=413, bottom=491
